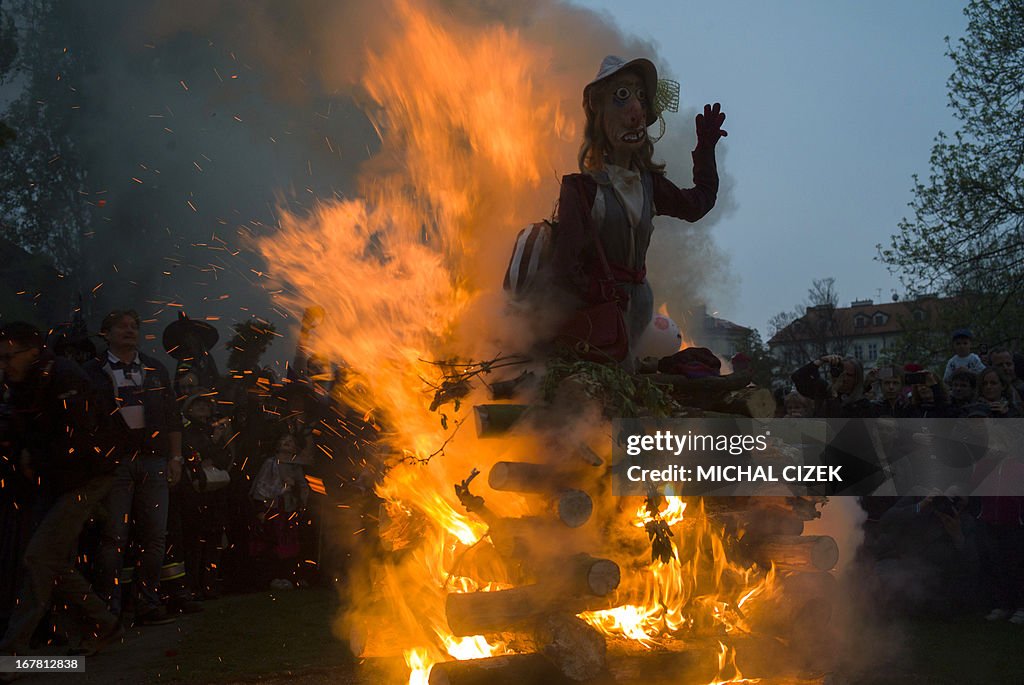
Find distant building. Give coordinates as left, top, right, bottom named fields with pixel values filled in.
left=767, top=295, right=948, bottom=370
left=680, top=304, right=752, bottom=357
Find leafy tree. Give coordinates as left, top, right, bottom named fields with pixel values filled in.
left=732, top=328, right=778, bottom=388
left=0, top=1, right=17, bottom=148
left=880, top=0, right=1024, bottom=349
left=768, top=277, right=851, bottom=376
left=0, top=0, right=94, bottom=272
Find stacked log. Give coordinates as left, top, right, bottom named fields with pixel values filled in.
left=445, top=555, right=620, bottom=636
left=745, top=534, right=839, bottom=573
left=648, top=371, right=778, bottom=418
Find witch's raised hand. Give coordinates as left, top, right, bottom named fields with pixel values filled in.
left=695, top=102, right=728, bottom=149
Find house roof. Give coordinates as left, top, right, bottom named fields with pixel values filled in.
left=767, top=296, right=948, bottom=346
left=705, top=311, right=750, bottom=335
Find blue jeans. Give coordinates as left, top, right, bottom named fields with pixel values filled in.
left=95, top=456, right=169, bottom=616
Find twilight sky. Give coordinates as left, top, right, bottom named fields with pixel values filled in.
left=576, top=0, right=968, bottom=336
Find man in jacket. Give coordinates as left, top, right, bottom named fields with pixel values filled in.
left=83, top=310, right=183, bottom=626
left=0, top=322, right=121, bottom=657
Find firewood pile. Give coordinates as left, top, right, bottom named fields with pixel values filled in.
left=352, top=366, right=842, bottom=684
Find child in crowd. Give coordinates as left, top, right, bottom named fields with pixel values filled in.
left=249, top=433, right=312, bottom=590
left=943, top=329, right=985, bottom=384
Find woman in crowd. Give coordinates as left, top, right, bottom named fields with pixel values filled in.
left=972, top=367, right=1021, bottom=418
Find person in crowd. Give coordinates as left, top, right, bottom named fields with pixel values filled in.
left=972, top=445, right=1024, bottom=623
left=792, top=354, right=881, bottom=501
left=947, top=368, right=979, bottom=416
left=864, top=489, right=979, bottom=618
left=219, top=319, right=280, bottom=593
left=782, top=391, right=814, bottom=418
left=164, top=389, right=233, bottom=611
left=162, top=312, right=221, bottom=397
left=988, top=347, right=1023, bottom=408
left=970, top=367, right=1020, bottom=418
left=943, top=328, right=985, bottom=384
left=181, top=390, right=233, bottom=599
left=551, top=55, right=725, bottom=368
left=870, top=365, right=911, bottom=417
left=0, top=323, right=121, bottom=657
left=791, top=354, right=872, bottom=418
left=250, top=432, right=312, bottom=590
left=905, top=369, right=952, bottom=418
left=83, top=310, right=183, bottom=626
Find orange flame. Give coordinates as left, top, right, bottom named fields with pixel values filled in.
left=257, top=1, right=776, bottom=681
left=706, top=642, right=762, bottom=685
left=259, top=1, right=576, bottom=679
left=581, top=498, right=776, bottom=646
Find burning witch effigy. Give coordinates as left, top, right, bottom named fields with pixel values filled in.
left=256, top=3, right=842, bottom=683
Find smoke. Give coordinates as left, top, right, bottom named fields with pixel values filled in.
left=13, top=0, right=735, bottom=364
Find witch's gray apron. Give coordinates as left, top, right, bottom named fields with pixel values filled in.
left=590, top=169, right=656, bottom=362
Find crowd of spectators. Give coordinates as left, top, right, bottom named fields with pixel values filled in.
left=0, top=310, right=379, bottom=662
left=782, top=328, right=1024, bottom=623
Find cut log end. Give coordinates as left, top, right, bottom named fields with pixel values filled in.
left=749, top=535, right=839, bottom=572
left=556, top=489, right=593, bottom=528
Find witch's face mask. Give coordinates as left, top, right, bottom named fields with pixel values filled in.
left=598, top=71, right=649, bottom=158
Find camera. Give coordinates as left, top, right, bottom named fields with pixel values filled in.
left=905, top=371, right=928, bottom=385
left=828, top=363, right=843, bottom=378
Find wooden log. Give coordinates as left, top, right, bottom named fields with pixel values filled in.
left=668, top=386, right=775, bottom=417
left=445, top=584, right=614, bottom=636
left=717, top=510, right=805, bottom=538
left=648, top=370, right=753, bottom=394
left=540, top=554, right=620, bottom=597
left=427, top=653, right=570, bottom=685
left=605, top=636, right=832, bottom=684
left=532, top=614, right=607, bottom=681
left=489, top=516, right=573, bottom=560
left=710, top=387, right=777, bottom=418
left=488, top=461, right=579, bottom=494
left=429, top=637, right=831, bottom=685
left=554, top=489, right=593, bottom=528
left=746, top=535, right=839, bottom=572
left=474, top=404, right=529, bottom=438
left=489, top=372, right=536, bottom=400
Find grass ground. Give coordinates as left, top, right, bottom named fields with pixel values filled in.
left=155, top=588, right=356, bottom=683
left=24, top=588, right=1024, bottom=684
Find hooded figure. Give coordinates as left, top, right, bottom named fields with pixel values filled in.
left=551, top=56, right=727, bottom=368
